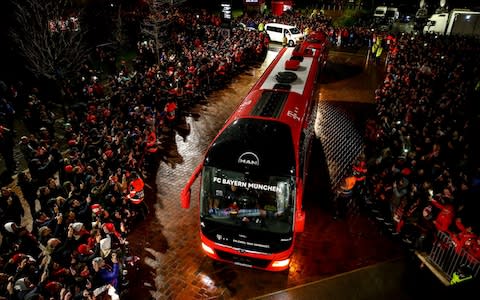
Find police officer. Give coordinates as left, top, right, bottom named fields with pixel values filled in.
left=450, top=264, right=473, bottom=285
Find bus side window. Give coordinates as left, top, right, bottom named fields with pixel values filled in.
left=276, top=182, right=289, bottom=213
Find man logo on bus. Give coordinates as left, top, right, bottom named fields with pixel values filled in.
left=238, top=152, right=260, bottom=166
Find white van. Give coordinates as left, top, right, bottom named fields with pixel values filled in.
left=265, top=23, right=304, bottom=47
left=385, top=7, right=400, bottom=22
left=374, top=6, right=388, bottom=19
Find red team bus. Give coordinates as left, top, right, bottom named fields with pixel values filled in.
left=181, top=36, right=328, bottom=271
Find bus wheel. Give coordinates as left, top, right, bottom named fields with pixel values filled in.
left=288, top=40, right=295, bottom=47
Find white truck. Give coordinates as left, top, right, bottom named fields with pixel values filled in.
left=373, top=6, right=399, bottom=30
left=423, top=9, right=480, bottom=35
left=374, top=6, right=388, bottom=19
left=374, top=6, right=399, bottom=22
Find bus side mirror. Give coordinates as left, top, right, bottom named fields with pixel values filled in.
left=295, top=210, right=305, bottom=232
left=181, top=187, right=191, bottom=209
left=180, top=163, right=202, bottom=209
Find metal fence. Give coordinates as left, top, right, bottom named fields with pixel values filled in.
left=427, top=231, right=480, bottom=284
left=314, top=101, right=364, bottom=190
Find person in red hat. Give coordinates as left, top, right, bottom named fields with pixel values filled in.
left=163, top=99, right=177, bottom=131
left=102, top=222, right=124, bottom=247
left=77, top=243, right=94, bottom=258
left=64, top=164, right=73, bottom=173
left=90, top=203, right=110, bottom=225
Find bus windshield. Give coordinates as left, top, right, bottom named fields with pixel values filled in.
left=200, top=166, right=294, bottom=233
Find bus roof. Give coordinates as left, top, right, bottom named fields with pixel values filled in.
left=229, top=46, right=319, bottom=126
left=204, top=44, right=323, bottom=176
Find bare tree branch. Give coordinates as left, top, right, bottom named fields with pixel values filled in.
left=9, top=0, right=90, bottom=82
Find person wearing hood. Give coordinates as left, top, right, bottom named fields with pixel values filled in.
left=99, top=235, right=113, bottom=264
left=0, top=187, right=24, bottom=227
left=69, top=222, right=90, bottom=244
left=13, top=276, right=35, bottom=299
left=21, top=270, right=50, bottom=300
left=36, top=225, right=54, bottom=247
left=1, top=222, right=41, bottom=258
left=91, top=253, right=120, bottom=290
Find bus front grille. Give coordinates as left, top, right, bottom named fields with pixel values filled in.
left=216, top=249, right=271, bottom=269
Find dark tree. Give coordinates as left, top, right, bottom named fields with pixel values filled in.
left=9, top=0, right=89, bottom=94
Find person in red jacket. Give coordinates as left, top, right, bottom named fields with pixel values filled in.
left=430, top=196, right=455, bottom=235
left=467, top=238, right=480, bottom=262
left=451, top=218, right=477, bottom=254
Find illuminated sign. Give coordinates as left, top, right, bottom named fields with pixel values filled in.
left=221, top=3, right=232, bottom=20
left=238, top=152, right=259, bottom=166
left=212, top=177, right=279, bottom=192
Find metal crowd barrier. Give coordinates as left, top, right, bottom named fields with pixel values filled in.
left=417, top=231, right=480, bottom=285
left=315, top=101, right=363, bottom=190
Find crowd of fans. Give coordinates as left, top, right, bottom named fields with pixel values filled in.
left=0, top=5, right=274, bottom=300
left=361, top=33, right=480, bottom=264
left=1, top=3, right=480, bottom=298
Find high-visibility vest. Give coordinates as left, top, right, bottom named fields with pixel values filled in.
left=450, top=272, right=472, bottom=285
left=128, top=178, right=145, bottom=204
left=146, top=131, right=158, bottom=153
left=165, top=102, right=177, bottom=121
left=353, top=163, right=367, bottom=182
left=258, top=23, right=264, bottom=32
left=339, top=176, right=356, bottom=197
left=344, top=176, right=356, bottom=190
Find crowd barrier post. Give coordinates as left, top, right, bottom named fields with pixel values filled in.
left=418, top=231, right=480, bottom=285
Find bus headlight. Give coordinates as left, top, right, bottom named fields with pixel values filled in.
left=202, top=242, right=215, bottom=255
left=271, top=258, right=290, bottom=268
